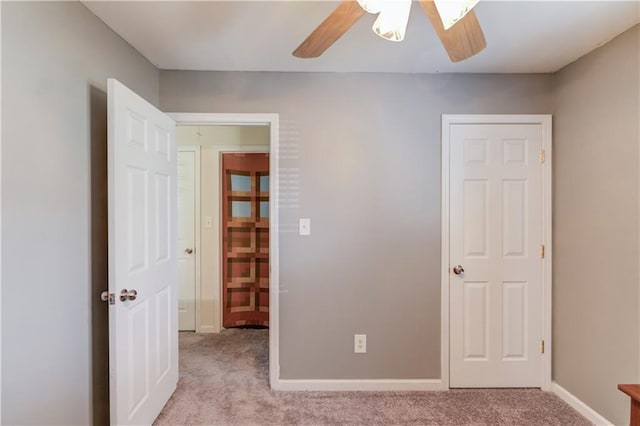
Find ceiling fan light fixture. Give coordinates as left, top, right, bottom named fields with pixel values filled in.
left=357, top=0, right=383, bottom=14
left=372, top=0, right=412, bottom=42
left=433, top=0, right=480, bottom=30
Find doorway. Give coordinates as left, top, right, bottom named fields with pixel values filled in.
left=169, top=113, right=280, bottom=389
left=175, top=125, right=270, bottom=333
left=441, top=114, right=552, bottom=390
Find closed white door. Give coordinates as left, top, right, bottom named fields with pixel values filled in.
left=108, top=79, right=178, bottom=424
left=177, top=149, right=196, bottom=331
left=449, top=123, right=542, bottom=388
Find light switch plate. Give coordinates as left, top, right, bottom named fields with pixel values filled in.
left=204, top=216, right=213, bottom=228
left=299, top=218, right=311, bottom=236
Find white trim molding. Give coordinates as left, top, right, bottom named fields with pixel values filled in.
left=275, top=379, right=444, bottom=392
left=441, top=114, right=553, bottom=390
left=168, top=112, right=280, bottom=390
left=551, top=382, right=613, bottom=426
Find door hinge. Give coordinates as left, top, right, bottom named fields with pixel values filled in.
left=540, top=244, right=545, bottom=259
left=540, top=149, right=545, bottom=163
left=540, top=339, right=545, bottom=354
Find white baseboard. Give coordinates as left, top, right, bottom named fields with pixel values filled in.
left=274, top=379, right=444, bottom=391
left=551, top=381, right=613, bottom=425
left=196, top=325, right=218, bottom=334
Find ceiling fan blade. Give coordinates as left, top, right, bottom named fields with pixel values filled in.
left=293, top=1, right=366, bottom=58
left=418, top=0, right=486, bottom=62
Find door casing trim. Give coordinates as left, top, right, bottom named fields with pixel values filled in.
left=168, top=113, right=280, bottom=389
left=441, top=114, right=552, bottom=390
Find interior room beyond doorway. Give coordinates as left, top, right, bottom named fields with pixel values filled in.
left=177, top=124, right=270, bottom=334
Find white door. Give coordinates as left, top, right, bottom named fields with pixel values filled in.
left=177, top=149, right=196, bottom=331
left=449, top=123, right=542, bottom=388
left=108, top=79, right=178, bottom=425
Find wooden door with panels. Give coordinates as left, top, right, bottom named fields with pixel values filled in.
left=448, top=122, right=545, bottom=388
left=221, top=153, right=270, bottom=328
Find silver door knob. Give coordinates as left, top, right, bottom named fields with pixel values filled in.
left=185, top=248, right=193, bottom=254
left=453, top=265, right=465, bottom=275
left=101, top=291, right=115, bottom=305
left=120, top=289, right=137, bottom=302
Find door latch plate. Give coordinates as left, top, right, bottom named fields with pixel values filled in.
left=101, top=291, right=115, bottom=305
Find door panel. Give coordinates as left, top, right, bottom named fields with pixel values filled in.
left=502, top=281, right=527, bottom=359
left=108, top=79, right=177, bottom=425
left=450, top=123, right=542, bottom=388
left=177, top=150, right=196, bottom=331
left=463, top=281, right=489, bottom=360
left=221, top=153, right=269, bottom=328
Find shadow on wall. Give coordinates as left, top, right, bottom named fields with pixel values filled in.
left=89, top=84, right=110, bottom=426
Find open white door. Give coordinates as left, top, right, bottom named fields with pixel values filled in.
left=108, top=79, right=178, bottom=425
left=177, top=149, right=197, bottom=331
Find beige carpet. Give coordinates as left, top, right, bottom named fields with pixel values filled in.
left=154, top=329, right=591, bottom=426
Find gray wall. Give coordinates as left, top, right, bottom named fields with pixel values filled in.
left=552, top=24, right=640, bottom=425
left=160, top=71, right=553, bottom=379
left=1, top=2, right=159, bottom=424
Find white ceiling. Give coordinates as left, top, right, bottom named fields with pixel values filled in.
left=83, top=1, right=640, bottom=74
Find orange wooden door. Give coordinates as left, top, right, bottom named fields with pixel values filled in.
left=221, top=153, right=269, bottom=328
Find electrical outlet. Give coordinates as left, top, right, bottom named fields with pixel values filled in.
left=354, top=334, right=367, bottom=353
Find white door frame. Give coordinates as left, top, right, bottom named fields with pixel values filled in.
left=168, top=113, right=280, bottom=389
left=441, top=114, right=552, bottom=391
left=177, top=145, right=201, bottom=332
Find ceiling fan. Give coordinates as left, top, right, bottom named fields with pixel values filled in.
left=292, top=0, right=486, bottom=63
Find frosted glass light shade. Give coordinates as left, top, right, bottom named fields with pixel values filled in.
left=357, top=0, right=383, bottom=14
left=433, top=0, right=480, bottom=30
left=372, top=0, right=412, bottom=42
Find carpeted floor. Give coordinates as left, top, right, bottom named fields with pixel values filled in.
left=154, top=329, right=591, bottom=426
